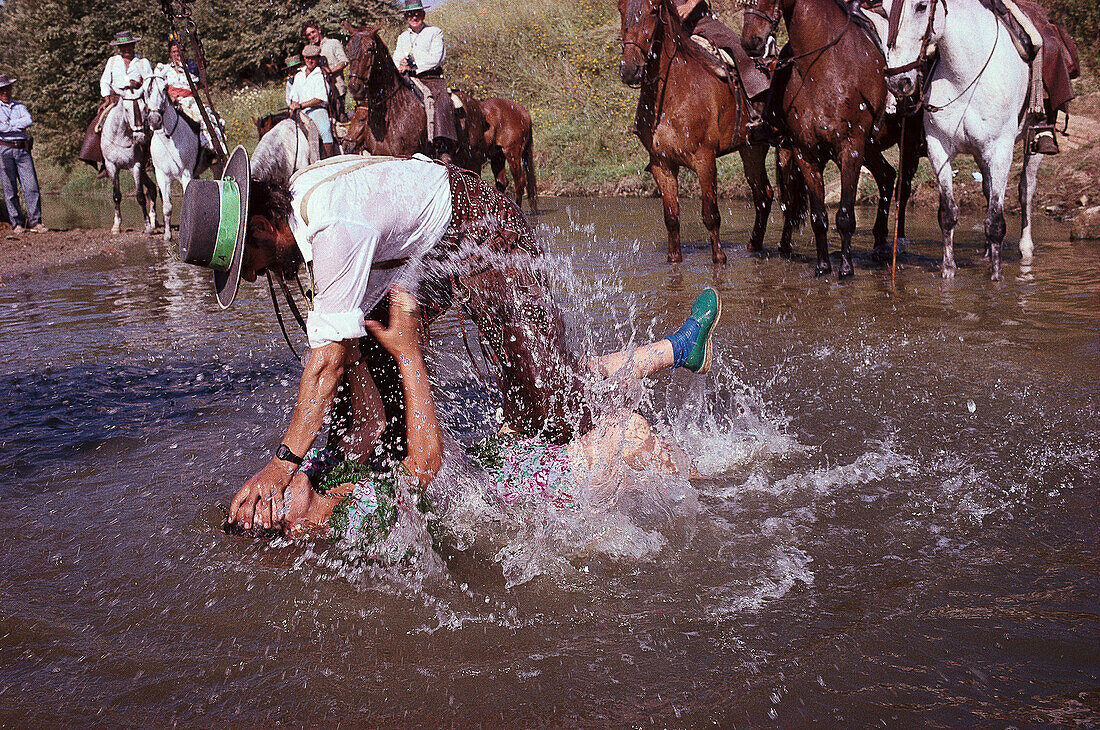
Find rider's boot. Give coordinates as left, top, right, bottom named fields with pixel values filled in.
left=321, top=142, right=336, bottom=159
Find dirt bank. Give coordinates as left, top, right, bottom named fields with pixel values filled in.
left=0, top=228, right=159, bottom=283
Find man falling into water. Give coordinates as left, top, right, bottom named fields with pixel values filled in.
left=177, top=148, right=721, bottom=534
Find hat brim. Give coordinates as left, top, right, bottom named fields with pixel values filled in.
left=213, top=145, right=251, bottom=309
left=109, top=37, right=141, bottom=46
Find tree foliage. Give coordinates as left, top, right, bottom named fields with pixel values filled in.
left=0, top=0, right=396, bottom=164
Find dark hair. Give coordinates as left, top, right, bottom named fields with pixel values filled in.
left=249, top=177, right=294, bottom=228
left=302, top=19, right=321, bottom=34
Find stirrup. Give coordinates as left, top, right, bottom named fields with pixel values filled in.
left=1028, top=124, right=1059, bottom=155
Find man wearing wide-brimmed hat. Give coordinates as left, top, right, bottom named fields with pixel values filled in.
left=0, top=74, right=46, bottom=234
left=286, top=45, right=336, bottom=158
left=80, top=30, right=154, bottom=171
left=392, top=0, right=459, bottom=162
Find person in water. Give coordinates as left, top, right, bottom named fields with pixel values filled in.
left=176, top=148, right=719, bottom=540
left=270, top=286, right=720, bottom=546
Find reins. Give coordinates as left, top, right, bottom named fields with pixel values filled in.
left=751, top=1, right=857, bottom=72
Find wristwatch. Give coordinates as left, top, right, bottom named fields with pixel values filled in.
left=275, top=443, right=304, bottom=466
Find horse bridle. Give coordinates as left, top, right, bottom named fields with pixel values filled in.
left=619, top=0, right=678, bottom=89
left=743, top=5, right=782, bottom=61
left=884, top=0, right=947, bottom=75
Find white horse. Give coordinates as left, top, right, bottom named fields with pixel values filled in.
left=251, top=115, right=321, bottom=185
left=100, top=95, right=157, bottom=235
left=144, top=76, right=197, bottom=241
left=883, top=0, right=1042, bottom=280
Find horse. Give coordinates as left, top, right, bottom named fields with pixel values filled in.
left=252, top=113, right=321, bottom=184
left=883, top=0, right=1041, bottom=280
left=99, top=95, right=158, bottom=235
left=619, top=0, right=773, bottom=264
left=342, top=23, right=488, bottom=172
left=479, top=97, right=538, bottom=213
left=143, top=76, right=197, bottom=241
left=741, top=0, right=923, bottom=278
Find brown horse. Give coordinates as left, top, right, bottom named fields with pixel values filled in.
left=741, top=0, right=922, bottom=277
left=619, top=0, right=773, bottom=264
left=342, top=23, right=488, bottom=173
left=479, top=97, right=538, bottom=213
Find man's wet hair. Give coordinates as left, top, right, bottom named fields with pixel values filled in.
left=302, top=19, right=321, bottom=34
left=249, top=177, right=294, bottom=226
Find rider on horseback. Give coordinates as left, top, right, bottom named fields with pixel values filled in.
left=99, top=31, right=152, bottom=144
left=287, top=45, right=337, bottom=159
left=156, top=40, right=223, bottom=170
left=675, top=0, right=768, bottom=129
left=392, top=0, right=459, bottom=163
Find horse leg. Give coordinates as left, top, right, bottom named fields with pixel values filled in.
left=927, top=135, right=959, bottom=278
left=489, top=147, right=508, bottom=194
left=695, top=151, right=725, bottom=264
left=134, top=165, right=155, bottom=236
left=794, top=150, right=830, bottom=276
left=776, top=147, right=803, bottom=259
left=522, top=135, right=537, bottom=214
left=1017, top=150, right=1042, bottom=263
left=980, top=143, right=1013, bottom=282
left=897, top=114, right=922, bottom=243
left=108, top=164, right=123, bottom=235
left=835, top=148, right=862, bottom=278
left=739, top=144, right=772, bottom=253
left=506, top=145, right=526, bottom=210
left=863, top=147, right=896, bottom=261
left=156, top=167, right=173, bottom=241
left=650, top=159, right=683, bottom=263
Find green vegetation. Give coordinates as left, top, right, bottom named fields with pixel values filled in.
left=0, top=0, right=1094, bottom=197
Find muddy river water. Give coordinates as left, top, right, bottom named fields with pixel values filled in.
left=1, top=197, right=1097, bottom=726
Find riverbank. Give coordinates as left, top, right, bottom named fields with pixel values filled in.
left=0, top=229, right=152, bottom=283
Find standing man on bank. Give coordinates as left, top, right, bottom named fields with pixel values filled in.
left=302, top=19, right=349, bottom=122
left=392, top=0, right=459, bottom=162
left=0, top=74, right=46, bottom=234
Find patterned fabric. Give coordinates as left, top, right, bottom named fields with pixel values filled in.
left=297, top=445, right=343, bottom=489
left=315, top=459, right=431, bottom=556
left=417, top=162, right=543, bottom=313
left=470, top=432, right=579, bottom=511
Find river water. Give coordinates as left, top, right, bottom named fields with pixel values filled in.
left=1, top=197, right=1097, bottom=726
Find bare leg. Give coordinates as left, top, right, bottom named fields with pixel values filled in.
left=586, top=340, right=674, bottom=381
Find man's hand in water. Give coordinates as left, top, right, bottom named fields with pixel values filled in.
left=229, top=459, right=297, bottom=530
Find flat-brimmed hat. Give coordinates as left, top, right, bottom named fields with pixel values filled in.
left=285, top=54, right=303, bottom=69
left=178, top=145, right=251, bottom=308
left=109, top=30, right=142, bottom=46
left=400, top=0, right=426, bottom=13
left=0, top=74, right=15, bottom=89
left=302, top=44, right=322, bottom=58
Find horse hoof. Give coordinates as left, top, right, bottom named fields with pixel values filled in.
left=815, top=264, right=832, bottom=277
left=779, top=246, right=792, bottom=259
left=667, top=253, right=683, bottom=264
left=111, top=227, right=121, bottom=235
left=713, top=252, right=727, bottom=266
left=941, top=268, right=956, bottom=279
left=839, top=260, right=854, bottom=278
left=991, top=270, right=1003, bottom=282
left=870, top=246, right=891, bottom=263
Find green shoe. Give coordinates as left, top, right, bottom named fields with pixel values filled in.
left=683, top=288, right=721, bottom=374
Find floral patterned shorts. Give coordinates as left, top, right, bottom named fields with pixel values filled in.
left=470, top=433, right=579, bottom=511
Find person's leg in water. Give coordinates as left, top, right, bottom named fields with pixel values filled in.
left=586, top=286, right=722, bottom=379
left=569, top=288, right=722, bottom=503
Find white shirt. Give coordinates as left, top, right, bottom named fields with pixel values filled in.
left=393, top=25, right=445, bottom=75
left=287, top=155, right=452, bottom=348
left=286, top=66, right=329, bottom=107
left=100, top=54, right=153, bottom=98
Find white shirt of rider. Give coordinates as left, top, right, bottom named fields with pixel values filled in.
left=286, top=66, right=329, bottom=107
left=287, top=155, right=453, bottom=348
left=100, top=54, right=153, bottom=98
left=393, top=25, right=445, bottom=74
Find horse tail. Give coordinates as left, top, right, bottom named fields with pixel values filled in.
left=777, top=147, right=806, bottom=230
